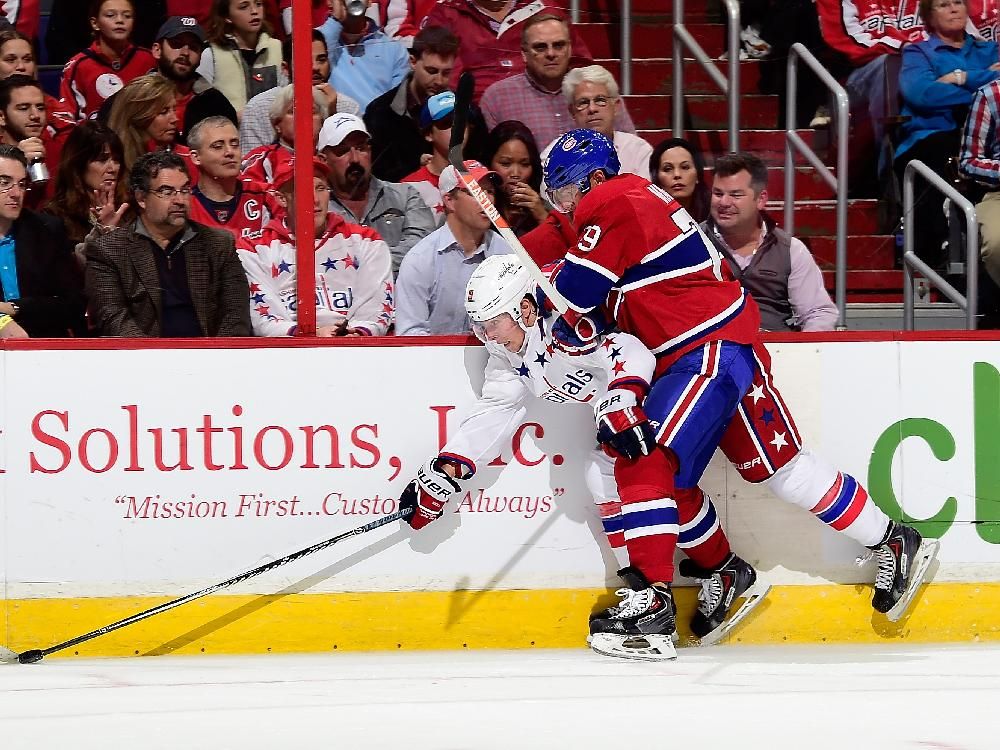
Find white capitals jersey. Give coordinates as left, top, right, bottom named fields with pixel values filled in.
left=439, top=316, right=656, bottom=481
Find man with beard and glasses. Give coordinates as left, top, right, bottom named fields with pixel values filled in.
left=319, top=112, right=434, bottom=274
left=97, top=17, right=238, bottom=147
left=85, top=150, right=251, bottom=337
left=239, top=30, right=361, bottom=154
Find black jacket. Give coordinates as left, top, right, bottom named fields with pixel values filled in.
left=0, top=210, right=86, bottom=337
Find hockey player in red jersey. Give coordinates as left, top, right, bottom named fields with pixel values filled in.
left=188, top=116, right=274, bottom=241
left=540, top=129, right=939, bottom=625
left=399, top=255, right=767, bottom=659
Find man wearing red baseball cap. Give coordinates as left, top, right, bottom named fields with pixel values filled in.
left=395, top=159, right=512, bottom=335
left=236, top=155, right=395, bottom=337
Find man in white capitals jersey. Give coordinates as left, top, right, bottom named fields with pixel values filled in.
left=398, top=255, right=766, bottom=661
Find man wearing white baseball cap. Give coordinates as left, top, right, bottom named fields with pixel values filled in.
left=318, top=112, right=435, bottom=274
left=395, top=160, right=512, bottom=335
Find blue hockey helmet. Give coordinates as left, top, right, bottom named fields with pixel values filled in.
left=543, top=129, right=621, bottom=199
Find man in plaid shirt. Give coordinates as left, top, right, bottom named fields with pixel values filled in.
left=960, top=80, right=1000, bottom=289
left=479, top=13, right=635, bottom=149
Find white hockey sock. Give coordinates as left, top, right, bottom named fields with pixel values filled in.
left=764, top=450, right=891, bottom=547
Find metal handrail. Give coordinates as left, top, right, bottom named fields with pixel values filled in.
left=568, top=0, right=632, bottom=94
left=902, top=160, right=978, bottom=329
left=672, top=0, right=740, bottom=152
left=785, top=42, right=848, bottom=328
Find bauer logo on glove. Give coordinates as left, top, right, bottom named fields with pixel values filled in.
left=399, top=457, right=467, bottom=530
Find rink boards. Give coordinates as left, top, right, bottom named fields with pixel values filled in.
left=2, top=333, right=1000, bottom=656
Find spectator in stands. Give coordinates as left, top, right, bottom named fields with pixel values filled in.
left=959, top=78, right=1000, bottom=303
left=896, top=0, right=1000, bottom=267
left=479, top=13, right=635, bottom=149
left=85, top=150, right=250, bottom=337
left=0, top=145, right=86, bottom=338
left=189, top=116, right=272, bottom=241
left=539, top=66, right=652, bottom=190
left=147, top=17, right=238, bottom=146
left=279, top=0, right=332, bottom=32
left=241, top=32, right=360, bottom=154
left=319, top=0, right=410, bottom=111
left=0, top=77, right=57, bottom=208
left=365, top=25, right=459, bottom=182
left=59, top=0, right=156, bottom=121
left=108, top=74, right=187, bottom=182
left=0, top=1, right=38, bottom=40
left=401, top=91, right=462, bottom=220
left=238, top=156, right=394, bottom=336
left=45, top=122, right=129, bottom=257
left=318, top=113, right=435, bottom=273
left=241, top=84, right=326, bottom=183
left=198, top=0, right=286, bottom=114
left=0, top=310, right=27, bottom=337
left=483, top=120, right=548, bottom=236
left=650, top=137, right=710, bottom=223
left=422, top=0, right=593, bottom=102
left=46, top=0, right=166, bottom=66
left=701, top=153, right=837, bottom=332
left=396, top=160, right=510, bottom=335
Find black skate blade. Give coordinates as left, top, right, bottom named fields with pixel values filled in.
left=886, top=539, right=939, bottom=622
left=693, top=578, right=771, bottom=647
left=590, top=633, right=677, bottom=661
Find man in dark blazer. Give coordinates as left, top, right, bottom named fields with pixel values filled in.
left=85, top=151, right=251, bottom=338
left=0, top=145, right=86, bottom=338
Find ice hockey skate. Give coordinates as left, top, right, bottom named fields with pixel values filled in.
left=680, top=553, right=771, bottom=646
left=589, top=567, right=678, bottom=661
left=859, top=521, right=939, bottom=622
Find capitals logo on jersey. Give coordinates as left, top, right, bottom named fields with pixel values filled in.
left=190, top=178, right=274, bottom=241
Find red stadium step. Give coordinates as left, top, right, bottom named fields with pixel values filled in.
left=640, top=129, right=821, bottom=165
left=624, top=94, right=779, bottom=130
left=772, top=200, right=882, bottom=238
left=551, top=0, right=713, bottom=21
left=822, top=269, right=902, bottom=292
left=805, top=234, right=897, bottom=269
left=578, top=22, right=725, bottom=59
left=702, top=166, right=836, bottom=200
left=600, top=59, right=762, bottom=95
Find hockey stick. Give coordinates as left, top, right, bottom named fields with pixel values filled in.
left=447, top=72, right=571, bottom=315
left=1, top=507, right=413, bottom=665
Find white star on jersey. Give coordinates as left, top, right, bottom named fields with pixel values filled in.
left=769, top=431, right=789, bottom=451
left=748, top=383, right=766, bottom=404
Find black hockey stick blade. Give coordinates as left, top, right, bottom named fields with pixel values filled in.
left=448, top=71, right=474, bottom=169
left=2, top=507, right=414, bottom=664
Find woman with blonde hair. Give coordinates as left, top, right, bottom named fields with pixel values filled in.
left=198, top=0, right=286, bottom=113
left=108, top=74, right=189, bottom=181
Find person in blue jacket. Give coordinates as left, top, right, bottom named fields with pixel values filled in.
left=895, top=0, right=1000, bottom=267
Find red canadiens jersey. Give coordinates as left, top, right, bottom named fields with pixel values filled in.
left=552, top=174, right=762, bottom=376
left=241, top=143, right=293, bottom=186
left=2, top=0, right=39, bottom=37
left=189, top=179, right=275, bottom=242
left=59, top=42, right=156, bottom=121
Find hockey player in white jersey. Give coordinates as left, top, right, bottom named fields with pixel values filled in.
left=399, top=255, right=767, bottom=660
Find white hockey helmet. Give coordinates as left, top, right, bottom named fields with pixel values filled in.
left=466, top=255, right=533, bottom=339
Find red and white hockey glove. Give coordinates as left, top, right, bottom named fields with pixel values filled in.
left=594, top=391, right=656, bottom=460
left=399, top=457, right=463, bottom=530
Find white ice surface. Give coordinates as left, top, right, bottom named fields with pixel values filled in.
left=1, top=644, right=997, bottom=749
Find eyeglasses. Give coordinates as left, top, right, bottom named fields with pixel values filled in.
left=147, top=185, right=193, bottom=199
left=572, top=96, right=613, bottom=112
left=0, top=175, right=28, bottom=192
left=526, top=40, right=569, bottom=55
